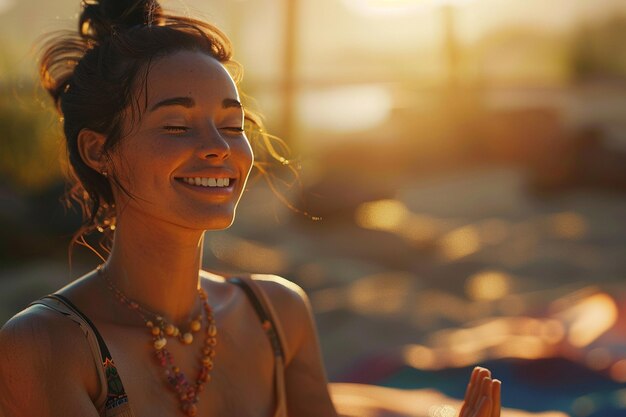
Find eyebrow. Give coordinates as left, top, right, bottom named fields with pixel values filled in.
left=149, top=97, right=243, bottom=112
left=149, top=97, right=194, bottom=112
left=222, top=98, right=243, bottom=110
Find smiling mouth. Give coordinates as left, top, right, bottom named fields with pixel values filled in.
left=176, top=177, right=236, bottom=188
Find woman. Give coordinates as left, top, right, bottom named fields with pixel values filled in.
left=0, top=1, right=500, bottom=416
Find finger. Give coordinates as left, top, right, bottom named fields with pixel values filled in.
left=474, top=376, right=492, bottom=416
left=476, top=375, right=492, bottom=406
left=475, top=396, right=493, bottom=417
left=469, top=370, right=491, bottom=407
left=468, top=377, right=491, bottom=417
left=471, top=396, right=485, bottom=417
left=491, top=379, right=501, bottom=417
left=473, top=367, right=486, bottom=383
left=466, top=395, right=484, bottom=417
left=480, top=376, right=492, bottom=399
left=460, top=367, right=483, bottom=417
left=464, top=367, right=481, bottom=399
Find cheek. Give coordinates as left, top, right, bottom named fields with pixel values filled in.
left=237, top=138, right=254, bottom=168
left=110, top=137, right=185, bottom=187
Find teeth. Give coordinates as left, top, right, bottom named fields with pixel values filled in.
left=181, top=177, right=231, bottom=188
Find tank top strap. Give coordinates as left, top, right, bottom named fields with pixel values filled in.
left=28, top=295, right=135, bottom=417
left=227, top=276, right=289, bottom=417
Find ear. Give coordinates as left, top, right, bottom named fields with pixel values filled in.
left=77, top=128, right=108, bottom=173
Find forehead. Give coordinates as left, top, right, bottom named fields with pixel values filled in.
left=143, top=50, right=239, bottom=105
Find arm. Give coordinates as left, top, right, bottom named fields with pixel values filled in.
left=0, top=307, right=101, bottom=417
left=255, top=276, right=501, bottom=417
left=254, top=275, right=339, bottom=417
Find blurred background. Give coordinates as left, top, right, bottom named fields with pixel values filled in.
left=1, top=0, right=626, bottom=416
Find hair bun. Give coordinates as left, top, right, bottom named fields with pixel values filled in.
left=79, top=0, right=162, bottom=41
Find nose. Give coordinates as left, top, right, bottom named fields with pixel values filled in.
left=197, top=125, right=231, bottom=161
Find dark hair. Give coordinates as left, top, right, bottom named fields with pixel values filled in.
left=38, top=0, right=312, bottom=258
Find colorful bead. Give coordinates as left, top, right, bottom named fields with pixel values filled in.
left=154, top=338, right=167, bottom=350
left=99, top=267, right=216, bottom=417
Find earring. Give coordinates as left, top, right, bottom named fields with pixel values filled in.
left=101, top=170, right=108, bottom=178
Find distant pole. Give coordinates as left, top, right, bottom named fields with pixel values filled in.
left=441, top=4, right=460, bottom=89
left=282, top=0, right=298, bottom=145
left=440, top=3, right=465, bottom=149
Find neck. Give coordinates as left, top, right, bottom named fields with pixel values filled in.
left=102, top=210, right=207, bottom=324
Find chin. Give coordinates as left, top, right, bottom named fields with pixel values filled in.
left=200, top=212, right=237, bottom=231
left=203, top=221, right=234, bottom=231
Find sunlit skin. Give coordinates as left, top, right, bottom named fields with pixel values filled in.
left=0, top=50, right=501, bottom=417
left=460, top=367, right=501, bottom=417
left=87, top=50, right=256, bottom=322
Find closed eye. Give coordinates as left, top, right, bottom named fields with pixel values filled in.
left=164, top=126, right=189, bottom=133
left=223, top=127, right=244, bottom=132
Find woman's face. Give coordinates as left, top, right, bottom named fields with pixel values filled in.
left=108, top=50, right=254, bottom=232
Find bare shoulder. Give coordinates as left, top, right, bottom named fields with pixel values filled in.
left=248, top=274, right=313, bottom=364
left=249, top=275, right=339, bottom=417
left=0, top=304, right=79, bottom=365
left=250, top=273, right=310, bottom=316
left=0, top=305, right=100, bottom=416
left=201, top=271, right=316, bottom=367
left=250, top=273, right=308, bottom=301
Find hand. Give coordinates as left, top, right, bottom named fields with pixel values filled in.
left=458, top=367, right=501, bottom=417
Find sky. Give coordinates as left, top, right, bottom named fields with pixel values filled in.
left=0, top=0, right=626, bottom=117
left=340, top=0, right=626, bottom=35
left=1, top=0, right=625, bottom=145
left=2, top=1, right=625, bottom=59
left=1, top=0, right=625, bottom=85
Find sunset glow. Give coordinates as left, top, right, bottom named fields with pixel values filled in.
left=343, top=0, right=474, bottom=16
left=559, top=293, right=619, bottom=348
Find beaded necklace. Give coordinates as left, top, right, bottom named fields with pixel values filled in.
left=97, top=265, right=217, bottom=417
